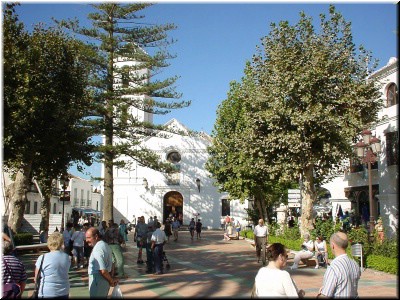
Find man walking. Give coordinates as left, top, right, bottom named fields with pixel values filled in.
left=253, top=219, right=268, bottom=263
left=171, top=217, right=180, bottom=241
left=151, top=222, right=167, bottom=275
left=134, top=216, right=148, bottom=264
left=317, top=232, right=361, bottom=298
left=85, top=227, right=118, bottom=298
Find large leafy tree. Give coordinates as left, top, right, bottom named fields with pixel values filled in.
left=57, top=3, right=190, bottom=222
left=3, top=4, right=95, bottom=233
left=208, top=5, right=381, bottom=236
left=206, top=73, right=295, bottom=223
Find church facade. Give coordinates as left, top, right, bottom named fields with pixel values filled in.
left=106, top=58, right=249, bottom=229
left=109, top=118, right=249, bottom=229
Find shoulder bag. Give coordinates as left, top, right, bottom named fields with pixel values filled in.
left=2, top=257, right=22, bottom=299
left=30, top=254, right=45, bottom=299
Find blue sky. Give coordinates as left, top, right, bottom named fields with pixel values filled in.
left=11, top=1, right=398, bottom=180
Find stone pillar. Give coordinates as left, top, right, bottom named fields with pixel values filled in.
left=276, top=203, right=288, bottom=234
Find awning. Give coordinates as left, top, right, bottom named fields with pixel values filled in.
left=72, top=207, right=101, bottom=216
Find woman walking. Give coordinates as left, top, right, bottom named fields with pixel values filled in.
left=119, top=219, right=128, bottom=246
left=34, top=232, right=70, bottom=298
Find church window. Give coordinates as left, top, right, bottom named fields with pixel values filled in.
left=386, top=83, right=398, bottom=107
left=167, top=151, right=181, bottom=163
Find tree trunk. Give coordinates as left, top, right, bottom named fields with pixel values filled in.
left=103, top=156, right=113, bottom=222
left=300, top=164, right=316, bottom=237
left=254, top=189, right=266, bottom=221
left=7, top=163, right=32, bottom=234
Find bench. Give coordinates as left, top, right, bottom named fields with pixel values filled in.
left=14, top=243, right=49, bottom=254
left=228, top=234, right=240, bottom=240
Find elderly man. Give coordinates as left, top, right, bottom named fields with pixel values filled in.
left=317, top=232, right=361, bottom=298
left=86, top=227, right=118, bottom=298
left=151, top=222, right=167, bottom=275
left=253, top=219, right=268, bottom=264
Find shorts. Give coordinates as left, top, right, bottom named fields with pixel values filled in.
left=73, top=246, right=84, bottom=261
left=136, top=236, right=145, bottom=248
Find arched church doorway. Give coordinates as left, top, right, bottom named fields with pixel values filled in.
left=163, top=191, right=183, bottom=224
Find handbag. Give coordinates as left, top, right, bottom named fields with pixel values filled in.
left=111, top=284, right=123, bottom=298
left=31, top=254, right=45, bottom=299
left=2, top=258, right=21, bottom=299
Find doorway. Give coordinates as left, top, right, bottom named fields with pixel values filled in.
left=163, top=191, right=183, bottom=224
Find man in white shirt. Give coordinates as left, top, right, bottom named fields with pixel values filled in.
left=253, top=219, right=268, bottom=264
left=151, top=222, right=167, bottom=275
left=171, top=218, right=180, bottom=241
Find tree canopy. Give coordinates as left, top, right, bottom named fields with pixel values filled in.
left=207, top=5, right=381, bottom=235
left=3, top=3, right=95, bottom=232
left=57, top=3, right=190, bottom=221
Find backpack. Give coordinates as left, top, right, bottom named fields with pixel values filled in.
left=2, top=258, right=21, bottom=299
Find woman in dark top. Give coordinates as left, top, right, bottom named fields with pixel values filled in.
left=164, top=218, right=172, bottom=241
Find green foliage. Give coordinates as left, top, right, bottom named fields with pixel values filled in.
left=366, top=255, right=398, bottom=275
left=267, top=221, right=281, bottom=237
left=371, top=238, right=398, bottom=259
left=281, top=225, right=301, bottom=241
left=56, top=3, right=191, bottom=221
left=207, top=4, right=382, bottom=236
left=3, top=4, right=96, bottom=232
left=269, top=236, right=303, bottom=252
left=240, top=229, right=254, bottom=239
left=347, top=227, right=373, bottom=254
left=13, top=233, right=33, bottom=246
left=310, top=218, right=337, bottom=241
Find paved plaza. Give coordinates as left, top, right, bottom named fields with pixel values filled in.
left=18, top=230, right=398, bottom=298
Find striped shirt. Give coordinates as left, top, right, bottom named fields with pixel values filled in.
left=2, top=255, right=28, bottom=284
left=320, top=254, right=360, bottom=298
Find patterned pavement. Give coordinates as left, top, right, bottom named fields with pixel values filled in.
left=18, top=230, right=398, bottom=298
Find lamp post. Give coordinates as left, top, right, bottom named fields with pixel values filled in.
left=196, top=178, right=201, bottom=192
left=60, top=174, right=70, bottom=233
left=355, top=129, right=381, bottom=236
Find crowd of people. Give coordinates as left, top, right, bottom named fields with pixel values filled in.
left=2, top=214, right=362, bottom=299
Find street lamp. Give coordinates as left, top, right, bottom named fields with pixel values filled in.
left=355, top=129, right=381, bottom=236
left=196, top=178, right=201, bottom=193
left=60, top=174, right=70, bottom=233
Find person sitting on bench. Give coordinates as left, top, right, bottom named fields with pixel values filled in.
left=290, top=233, right=314, bottom=270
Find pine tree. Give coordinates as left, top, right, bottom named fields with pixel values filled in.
left=57, top=3, right=190, bottom=221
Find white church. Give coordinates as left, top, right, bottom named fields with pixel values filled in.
left=106, top=58, right=249, bottom=229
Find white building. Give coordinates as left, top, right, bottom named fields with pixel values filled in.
left=107, top=57, right=249, bottom=229
left=323, top=57, right=398, bottom=238
left=110, top=118, right=249, bottom=229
